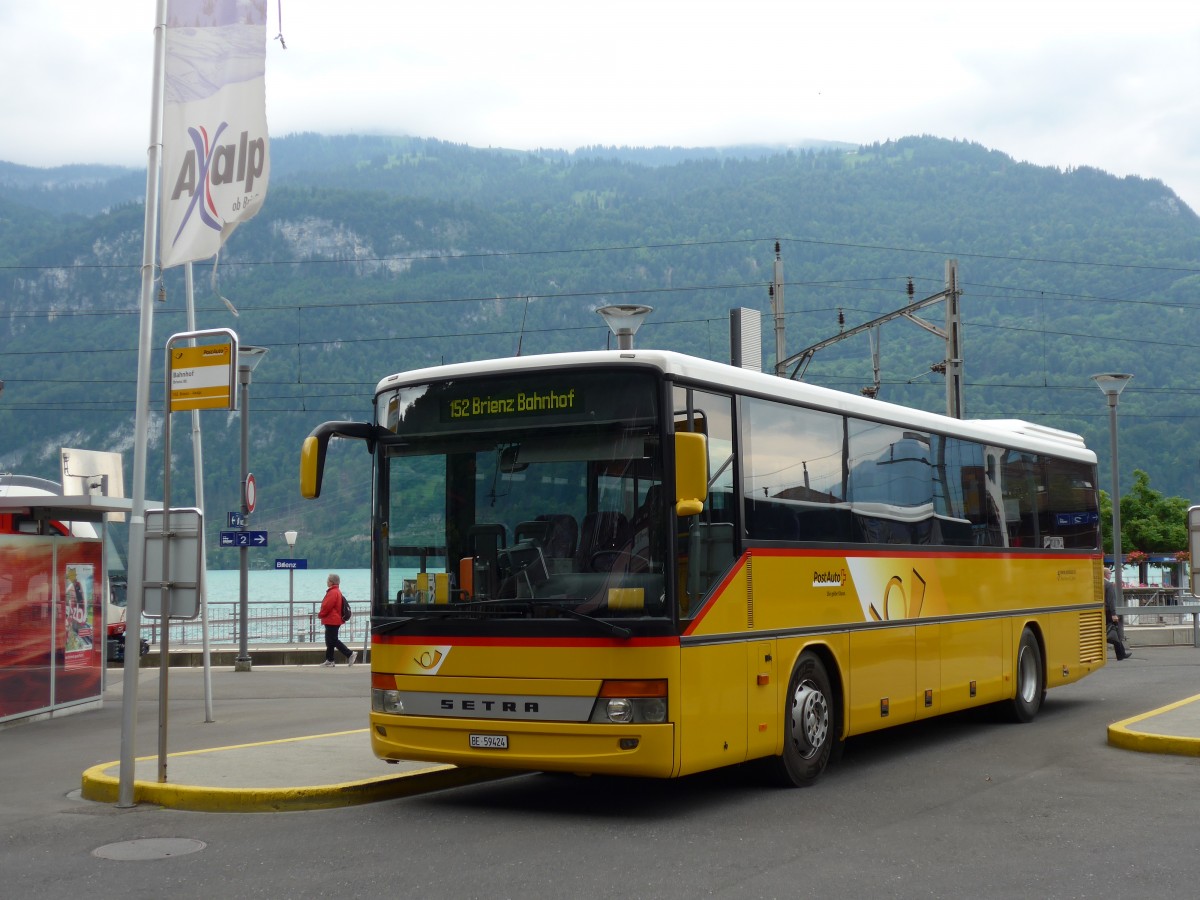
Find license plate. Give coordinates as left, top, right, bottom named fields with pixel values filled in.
left=469, top=733, right=509, bottom=750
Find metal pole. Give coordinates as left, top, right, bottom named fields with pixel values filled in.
left=945, top=259, right=964, bottom=419
left=772, top=241, right=785, bottom=376
left=1107, top=393, right=1125, bottom=610
left=235, top=367, right=252, bottom=671
left=157, top=358, right=174, bottom=783
left=184, top=262, right=215, bottom=722
left=118, top=0, right=168, bottom=809
left=283, top=530, right=298, bottom=641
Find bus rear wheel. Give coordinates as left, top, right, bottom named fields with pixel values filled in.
left=768, top=651, right=838, bottom=787
left=1005, top=627, right=1045, bottom=723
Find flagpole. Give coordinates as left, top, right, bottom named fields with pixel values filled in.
left=118, top=0, right=168, bottom=808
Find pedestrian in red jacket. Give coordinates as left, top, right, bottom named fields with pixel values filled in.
left=318, top=573, right=356, bottom=667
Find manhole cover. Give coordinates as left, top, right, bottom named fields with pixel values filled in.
left=93, top=838, right=207, bottom=861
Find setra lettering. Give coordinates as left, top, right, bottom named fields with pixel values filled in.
left=439, top=698, right=540, bottom=713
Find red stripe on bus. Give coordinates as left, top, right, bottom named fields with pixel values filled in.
left=372, top=633, right=680, bottom=648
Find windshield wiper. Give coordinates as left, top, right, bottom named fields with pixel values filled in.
left=531, top=602, right=632, bottom=639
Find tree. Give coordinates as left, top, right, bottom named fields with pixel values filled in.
left=1100, top=468, right=1189, bottom=554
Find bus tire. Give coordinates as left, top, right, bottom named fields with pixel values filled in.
left=1006, top=627, right=1045, bottom=723
left=768, top=651, right=838, bottom=787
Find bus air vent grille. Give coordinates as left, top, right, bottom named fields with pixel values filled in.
left=1079, top=609, right=1105, bottom=663
left=746, top=553, right=754, bottom=629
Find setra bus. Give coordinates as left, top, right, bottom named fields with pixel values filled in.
left=299, top=349, right=1106, bottom=786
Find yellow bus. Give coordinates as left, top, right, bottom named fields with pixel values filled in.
left=300, top=349, right=1106, bottom=786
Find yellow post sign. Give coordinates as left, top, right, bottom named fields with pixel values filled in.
left=170, top=342, right=235, bottom=411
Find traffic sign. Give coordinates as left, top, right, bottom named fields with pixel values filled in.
left=228, top=511, right=245, bottom=528
left=275, top=558, right=308, bottom=570
left=244, top=473, right=257, bottom=514
left=219, top=530, right=269, bottom=548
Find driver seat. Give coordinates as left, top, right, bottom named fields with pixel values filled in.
left=575, top=511, right=629, bottom=571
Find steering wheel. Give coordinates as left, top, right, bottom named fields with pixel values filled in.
left=588, top=549, right=651, bottom=573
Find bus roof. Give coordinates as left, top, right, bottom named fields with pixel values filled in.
left=374, top=350, right=1096, bottom=464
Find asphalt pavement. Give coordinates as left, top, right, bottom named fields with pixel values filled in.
left=7, top=636, right=1197, bottom=815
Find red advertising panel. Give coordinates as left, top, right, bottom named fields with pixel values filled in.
left=0, top=536, right=103, bottom=720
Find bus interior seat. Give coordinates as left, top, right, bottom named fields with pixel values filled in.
left=535, top=514, right=578, bottom=560
left=515, top=520, right=551, bottom=546
left=467, top=523, right=507, bottom=598
left=632, top=484, right=663, bottom=530
left=576, top=511, right=630, bottom=571
left=630, top=484, right=665, bottom=564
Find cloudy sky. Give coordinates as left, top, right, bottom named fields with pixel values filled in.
left=3, top=1, right=1199, bottom=212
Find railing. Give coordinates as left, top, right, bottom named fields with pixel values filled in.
left=1115, top=602, right=1200, bottom=648
left=138, top=601, right=369, bottom=647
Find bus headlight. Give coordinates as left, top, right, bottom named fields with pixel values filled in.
left=606, top=699, right=634, bottom=723
left=372, top=688, right=403, bottom=714
left=588, top=680, right=668, bottom=724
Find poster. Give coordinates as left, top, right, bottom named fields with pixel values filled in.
left=64, top=563, right=95, bottom=668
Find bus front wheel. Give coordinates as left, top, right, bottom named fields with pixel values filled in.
left=1006, top=627, right=1045, bottom=723
left=768, top=651, right=838, bottom=787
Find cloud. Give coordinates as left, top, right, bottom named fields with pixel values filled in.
left=2, top=1, right=1198, bottom=213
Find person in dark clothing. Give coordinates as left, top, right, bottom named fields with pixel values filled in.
left=1104, top=568, right=1132, bottom=661
left=318, top=573, right=357, bottom=667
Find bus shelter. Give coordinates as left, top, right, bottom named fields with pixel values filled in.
left=0, top=493, right=132, bottom=724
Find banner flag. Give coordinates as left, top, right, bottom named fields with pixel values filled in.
left=160, top=0, right=270, bottom=269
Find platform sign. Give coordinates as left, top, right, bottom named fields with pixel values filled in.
left=219, top=530, right=269, bottom=547
left=275, top=559, right=308, bottom=570
left=169, top=340, right=236, bottom=412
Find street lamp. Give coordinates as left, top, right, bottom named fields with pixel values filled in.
left=596, top=304, right=653, bottom=350
left=284, top=529, right=298, bottom=641
left=235, top=345, right=268, bottom=672
left=1093, top=373, right=1133, bottom=609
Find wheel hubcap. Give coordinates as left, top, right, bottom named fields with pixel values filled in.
left=1017, top=646, right=1038, bottom=703
left=789, top=679, right=829, bottom=759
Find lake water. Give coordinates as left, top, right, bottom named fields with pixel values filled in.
left=203, top=568, right=374, bottom=606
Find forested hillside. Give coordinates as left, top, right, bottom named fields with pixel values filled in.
left=2, top=133, right=1198, bottom=568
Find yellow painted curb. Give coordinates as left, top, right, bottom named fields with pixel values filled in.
left=1107, top=693, right=1200, bottom=757
left=80, top=730, right=510, bottom=812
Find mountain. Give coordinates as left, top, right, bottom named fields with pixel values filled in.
left=1, top=133, right=1198, bottom=569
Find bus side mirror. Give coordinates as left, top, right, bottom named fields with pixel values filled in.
left=1188, top=506, right=1200, bottom=595
left=300, top=420, right=380, bottom=499
left=300, top=434, right=328, bottom=499
left=675, top=431, right=708, bottom=517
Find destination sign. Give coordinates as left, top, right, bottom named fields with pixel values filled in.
left=379, top=370, right=655, bottom=436
left=445, top=388, right=580, bottom=422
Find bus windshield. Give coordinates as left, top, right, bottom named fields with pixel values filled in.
left=374, top=368, right=669, bottom=632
